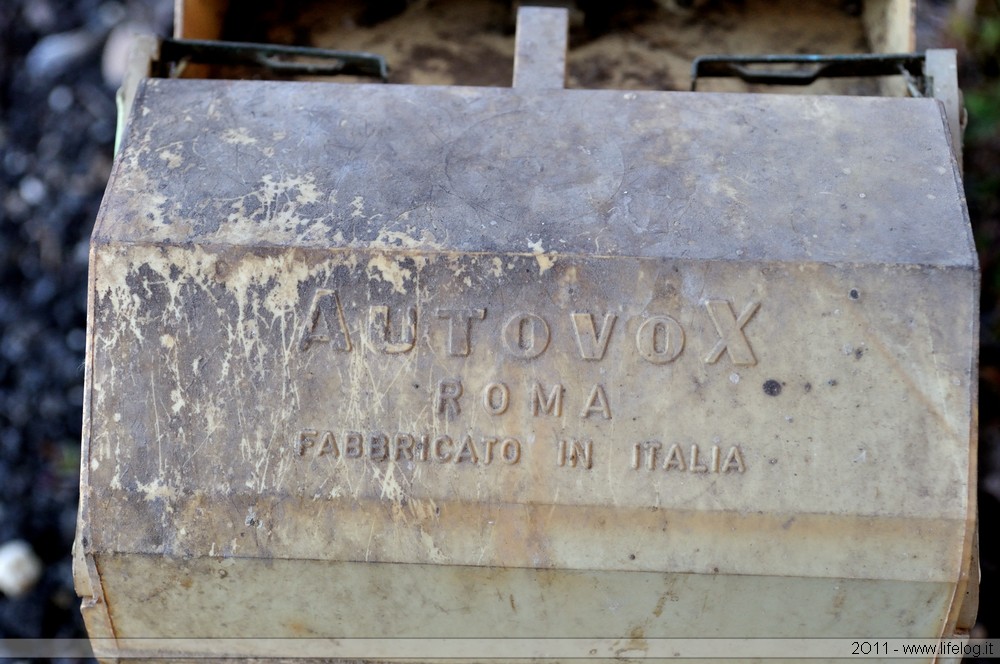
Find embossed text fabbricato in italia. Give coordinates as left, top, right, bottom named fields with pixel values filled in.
left=75, top=12, right=978, bottom=664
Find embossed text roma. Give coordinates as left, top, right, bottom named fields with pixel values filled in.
left=296, top=293, right=752, bottom=474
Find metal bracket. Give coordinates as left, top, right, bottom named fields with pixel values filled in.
left=153, top=38, right=388, bottom=82
left=690, top=53, right=925, bottom=92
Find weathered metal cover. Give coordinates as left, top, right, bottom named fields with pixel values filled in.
left=76, top=74, right=977, bottom=661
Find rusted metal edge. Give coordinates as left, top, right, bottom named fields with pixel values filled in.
left=690, top=52, right=925, bottom=91
left=154, top=38, right=389, bottom=82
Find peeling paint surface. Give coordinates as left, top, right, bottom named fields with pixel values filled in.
left=94, top=79, right=974, bottom=267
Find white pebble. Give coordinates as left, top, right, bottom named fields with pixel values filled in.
left=0, top=540, right=43, bottom=598
left=23, top=0, right=56, bottom=32
left=48, top=85, right=73, bottom=113
left=102, top=23, right=150, bottom=89
left=97, top=1, right=126, bottom=29
left=26, top=30, right=97, bottom=79
left=18, top=176, right=46, bottom=206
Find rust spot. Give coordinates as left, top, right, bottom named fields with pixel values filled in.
left=653, top=593, right=669, bottom=618
left=286, top=621, right=313, bottom=636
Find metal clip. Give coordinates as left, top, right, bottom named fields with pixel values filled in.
left=154, top=38, right=389, bottom=82
left=690, top=53, right=925, bottom=92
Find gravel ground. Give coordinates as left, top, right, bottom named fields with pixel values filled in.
left=0, top=0, right=171, bottom=647
left=0, top=0, right=997, bottom=658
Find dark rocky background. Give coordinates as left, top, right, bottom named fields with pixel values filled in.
left=0, top=0, right=172, bottom=651
left=0, top=0, right=997, bottom=660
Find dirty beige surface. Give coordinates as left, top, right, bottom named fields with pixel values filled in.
left=77, top=75, right=976, bottom=662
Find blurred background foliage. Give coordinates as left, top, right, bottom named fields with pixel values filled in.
left=955, top=0, right=1000, bottom=646
left=959, top=0, right=1000, bottom=282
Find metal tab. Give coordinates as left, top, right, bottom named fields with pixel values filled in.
left=512, top=7, right=568, bottom=90
left=925, top=49, right=964, bottom=168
